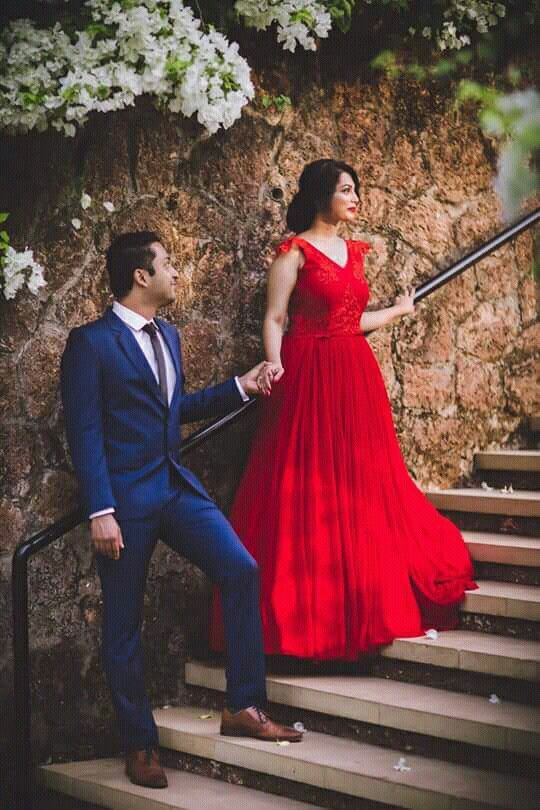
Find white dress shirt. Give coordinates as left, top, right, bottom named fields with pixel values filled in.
left=89, top=301, right=248, bottom=520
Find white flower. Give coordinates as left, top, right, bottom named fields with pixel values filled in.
left=71, top=217, right=82, bottom=230
left=236, top=0, right=331, bottom=52
left=103, top=201, right=115, bottom=213
left=0, top=1, right=254, bottom=137
left=438, top=2, right=507, bottom=50
left=393, top=757, right=411, bottom=772
left=424, top=628, right=439, bottom=640
left=1, top=245, right=46, bottom=300
left=80, top=192, right=92, bottom=210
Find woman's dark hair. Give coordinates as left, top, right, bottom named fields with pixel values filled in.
left=286, top=159, right=360, bottom=234
left=106, top=230, right=161, bottom=299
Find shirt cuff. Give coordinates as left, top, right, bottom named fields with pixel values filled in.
left=89, top=507, right=115, bottom=520
left=234, top=376, right=250, bottom=402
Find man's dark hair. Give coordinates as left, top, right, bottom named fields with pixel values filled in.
left=106, top=230, right=162, bottom=299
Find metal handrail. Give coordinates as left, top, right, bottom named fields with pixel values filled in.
left=11, top=206, right=539, bottom=808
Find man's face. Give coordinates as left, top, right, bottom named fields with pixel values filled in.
left=145, top=242, right=178, bottom=306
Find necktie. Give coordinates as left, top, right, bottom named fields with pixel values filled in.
left=143, top=322, right=168, bottom=405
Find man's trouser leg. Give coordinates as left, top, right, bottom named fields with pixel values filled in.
left=96, top=516, right=160, bottom=751
left=160, top=488, right=267, bottom=711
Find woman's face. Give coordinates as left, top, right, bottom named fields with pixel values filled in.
left=327, top=172, right=359, bottom=223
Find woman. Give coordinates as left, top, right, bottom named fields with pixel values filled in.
left=211, top=159, right=476, bottom=660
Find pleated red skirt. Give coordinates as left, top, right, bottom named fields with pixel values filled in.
left=211, top=331, right=477, bottom=660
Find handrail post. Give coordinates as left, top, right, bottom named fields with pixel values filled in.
left=12, top=545, right=32, bottom=810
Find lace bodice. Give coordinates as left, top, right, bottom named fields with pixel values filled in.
left=277, top=236, right=371, bottom=337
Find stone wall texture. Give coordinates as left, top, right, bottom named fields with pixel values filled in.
left=0, top=69, right=538, bottom=764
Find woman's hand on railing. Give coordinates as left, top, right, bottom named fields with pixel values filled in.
left=360, top=288, right=416, bottom=334
left=394, top=288, right=416, bottom=317
left=90, top=514, right=124, bottom=560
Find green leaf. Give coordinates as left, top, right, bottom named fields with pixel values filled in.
left=166, top=57, right=190, bottom=82
left=479, top=108, right=505, bottom=136
left=517, top=120, right=540, bottom=150
left=62, top=85, right=81, bottom=103
left=455, top=49, right=472, bottom=65
left=0, top=230, right=9, bottom=243
left=406, top=63, right=427, bottom=80
left=432, top=59, right=456, bottom=77
left=0, top=213, right=9, bottom=223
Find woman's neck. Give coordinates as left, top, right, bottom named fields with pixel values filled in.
left=308, top=216, right=339, bottom=240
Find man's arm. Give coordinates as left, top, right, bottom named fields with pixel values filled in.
left=60, top=328, right=116, bottom=517
left=179, top=361, right=275, bottom=424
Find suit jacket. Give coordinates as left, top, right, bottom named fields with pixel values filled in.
left=60, top=307, right=243, bottom=519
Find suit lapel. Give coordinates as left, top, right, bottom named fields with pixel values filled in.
left=105, top=308, right=165, bottom=406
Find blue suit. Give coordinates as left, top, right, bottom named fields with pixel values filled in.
left=61, top=307, right=266, bottom=750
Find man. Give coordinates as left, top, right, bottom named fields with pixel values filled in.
left=60, top=231, right=302, bottom=790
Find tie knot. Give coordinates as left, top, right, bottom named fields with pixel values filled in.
left=143, top=322, right=157, bottom=338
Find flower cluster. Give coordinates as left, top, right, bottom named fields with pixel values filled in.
left=235, top=0, right=332, bottom=52
left=239, top=1, right=508, bottom=52
left=419, top=1, right=506, bottom=51
left=1, top=246, right=46, bottom=300
left=0, top=0, right=254, bottom=137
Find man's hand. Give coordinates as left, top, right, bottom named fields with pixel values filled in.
left=239, top=361, right=284, bottom=397
left=90, top=514, right=124, bottom=560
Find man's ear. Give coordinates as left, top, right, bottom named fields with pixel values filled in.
left=133, top=267, right=149, bottom=288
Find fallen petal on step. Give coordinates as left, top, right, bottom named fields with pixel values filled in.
left=199, top=713, right=214, bottom=719
left=489, top=694, right=501, bottom=704
left=276, top=740, right=290, bottom=746
left=425, top=628, right=439, bottom=640
left=293, top=722, right=306, bottom=733
left=481, top=481, right=494, bottom=491
left=500, top=484, right=514, bottom=494
left=393, top=757, right=411, bottom=772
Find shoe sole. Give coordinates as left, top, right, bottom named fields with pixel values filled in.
left=220, top=729, right=303, bottom=742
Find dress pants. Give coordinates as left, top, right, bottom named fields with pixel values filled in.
left=95, top=485, right=267, bottom=751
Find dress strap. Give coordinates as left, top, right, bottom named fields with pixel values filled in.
left=352, top=239, right=371, bottom=257
left=275, top=236, right=300, bottom=256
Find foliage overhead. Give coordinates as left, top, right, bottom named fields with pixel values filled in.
left=1, top=1, right=536, bottom=139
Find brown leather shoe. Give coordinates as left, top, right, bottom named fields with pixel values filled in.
left=125, top=747, right=168, bottom=788
left=221, top=706, right=303, bottom=742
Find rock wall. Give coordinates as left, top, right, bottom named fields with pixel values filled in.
left=0, top=73, right=537, bottom=762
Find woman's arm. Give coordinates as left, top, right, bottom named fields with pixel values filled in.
left=360, top=289, right=415, bottom=333
left=261, top=246, right=301, bottom=386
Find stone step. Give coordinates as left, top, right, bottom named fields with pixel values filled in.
left=152, top=706, right=537, bottom=810
left=185, top=661, right=539, bottom=755
left=39, top=759, right=321, bottom=810
left=426, top=488, right=540, bottom=517
left=464, top=532, right=540, bottom=567
left=463, top=580, right=540, bottom=621
left=380, top=631, right=540, bottom=681
left=474, top=450, right=540, bottom=473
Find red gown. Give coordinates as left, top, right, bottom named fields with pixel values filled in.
left=211, top=236, right=477, bottom=660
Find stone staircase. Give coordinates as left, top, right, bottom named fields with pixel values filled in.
left=38, top=420, right=540, bottom=809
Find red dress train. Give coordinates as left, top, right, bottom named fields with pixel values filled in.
left=211, top=237, right=477, bottom=660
